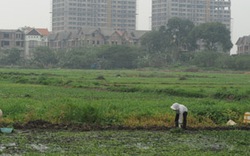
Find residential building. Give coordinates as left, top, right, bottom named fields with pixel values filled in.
left=0, top=28, right=50, bottom=59
left=48, top=28, right=147, bottom=50
left=152, top=0, right=231, bottom=30
left=25, top=28, right=50, bottom=58
left=52, top=0, right=137, bottom=33
left=236, top=35, right=250, bottom=55
left=0, top=27, right=147, bottom=57
left=0, top=29, right=25, bottom=52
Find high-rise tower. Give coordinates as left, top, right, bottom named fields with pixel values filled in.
left=152, top=0, right=231, bottom=30
left=52, top=0, right=137, bottom=33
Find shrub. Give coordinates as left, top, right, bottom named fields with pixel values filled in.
left=194, top=107, right=228, bottom=124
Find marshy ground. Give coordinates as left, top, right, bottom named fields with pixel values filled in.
left=1, top=120, right=249, bottom=155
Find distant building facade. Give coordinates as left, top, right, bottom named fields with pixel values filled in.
left=0, top=27, right=147, bottom=59
left=0, top=28, right=49, bottom=59
left=152, top=0, right=231, bottom=30
left=0, top=29, right=25, bottom=52
left=52, top=0, right=137, bottom=33
left=48, top=28, right=147, bottom=50
left=236, top=35, right=250, bottom=55
left=25, top=28, right=49, bottom=58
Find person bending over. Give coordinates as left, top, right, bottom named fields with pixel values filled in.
left=170, top=103, right=188, bottom=129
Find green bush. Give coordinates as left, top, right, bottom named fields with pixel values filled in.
left=44, top=103, right=102, bottom=124
left=194, top=106, right=228, bottom=124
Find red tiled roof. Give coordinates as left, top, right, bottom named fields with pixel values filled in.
left=36, top=28, right=49, bottom=36
left=116, top=31, right=123, bottom=36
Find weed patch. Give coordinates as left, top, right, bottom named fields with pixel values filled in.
left=213, top=88, right=248, bottom=101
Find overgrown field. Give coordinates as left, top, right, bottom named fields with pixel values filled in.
left=0, top=68, right=249, bottom=128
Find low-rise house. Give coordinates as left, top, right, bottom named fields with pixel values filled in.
left=48, top=31, right=71, bottom=50
left=236, top=35, right=250, bottom=55
left=25, top=28, right=49, bottom=58
left=48, top=28, right=148, bottom=50
left=0, top=29, right=25, bottom=52
left=127, top=30, right=147, bottom=46
left=108, top=30, right=127, bottom=45
left=84, top=28, right=106, bottom=46
left=1, top=27, right=148, bottom=57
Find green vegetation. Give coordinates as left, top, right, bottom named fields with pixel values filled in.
left=1, top=18, right=250, bottom=70
left=0, top=130, right=249, bottom=155
left=0, top=68, right=249, bottom=155
left=0, top=68, right=249, bottom=128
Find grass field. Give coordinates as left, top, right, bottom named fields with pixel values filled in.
left=0, top=68, right=249, bottom=127
left=0, top=68, right=249, bottom=155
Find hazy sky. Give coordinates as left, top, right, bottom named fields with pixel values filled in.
left=0, top=0, right=249, bottom=53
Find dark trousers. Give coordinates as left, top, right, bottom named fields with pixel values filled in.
left=175, top=112, right=188, bottom=129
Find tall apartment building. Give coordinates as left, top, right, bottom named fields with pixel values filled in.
left=52, top=0, right=137, bottom=33
left=152, top=0, right=231, bottom=30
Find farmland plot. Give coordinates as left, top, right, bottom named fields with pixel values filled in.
left=0, top=68, right=249, bottom=155
left=0, top=68, right=249, bottom=127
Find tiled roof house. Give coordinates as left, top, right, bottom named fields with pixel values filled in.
left=48, top=28, right=148, bottom=50
left=236, top=35, right=250, bottom=55
left=24, top=28, right=49, bottom=58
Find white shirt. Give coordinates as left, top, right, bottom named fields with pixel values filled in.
left=170, top=103, right=188, bottom=123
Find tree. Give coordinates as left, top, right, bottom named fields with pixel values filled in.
left=32, top=47, right=58, bottom=68
left=0, top=48, right=22, bottom=66
left=141, top=18, right=195, bottom=65
left=192, top=51, right=222, bottom=67
left=166, top=17, right=195, bottom=62
left=58, top=47, right=98, bottom=69
left=191, top=22, right=233, bottom=52
left=166, top=17, right=195, bottom=51
left=97, top=45, right=142, bottom=69
left=141, top=27, right=169, bottom=54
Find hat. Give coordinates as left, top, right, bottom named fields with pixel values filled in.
left=170, top=103, right=179, bottom=110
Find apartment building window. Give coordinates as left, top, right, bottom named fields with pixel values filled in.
left=29, top=41, right=38, bottom=48
left=16, top=34, right=24, bottom=39
left=3, top=33, right=10, bottom=39
left=16, top=41, right=24, bottom=47
left=1, top=41, right=10, bottom=46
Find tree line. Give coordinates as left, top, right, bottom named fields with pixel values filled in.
left=0, top=18, right=249, bottom=70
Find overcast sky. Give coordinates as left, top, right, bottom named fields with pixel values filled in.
left=0, top=0, right=249, bottom=53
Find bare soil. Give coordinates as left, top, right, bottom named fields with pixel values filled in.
left=12, top=120, right=250, bottom=131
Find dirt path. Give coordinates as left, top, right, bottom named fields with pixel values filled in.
left=12, top=120, right=250, bottom=131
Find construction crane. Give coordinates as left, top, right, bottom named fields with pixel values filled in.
left=205, top=0, right=211, bottom=22
left=107, top=0, right=112, bottom=28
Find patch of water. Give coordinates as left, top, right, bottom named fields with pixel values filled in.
left=0, top=143, right=17, bottom=152
left=135, top=143, right=150, bottom=150
left=30, top=144, right=49, bottom=152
